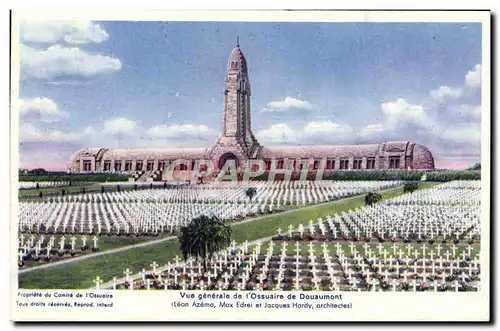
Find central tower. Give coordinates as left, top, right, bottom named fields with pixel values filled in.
left=210, top=39, right=261, bottom=171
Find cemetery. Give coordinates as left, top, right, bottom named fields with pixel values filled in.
left=17, top=179, right=483, bottom=292
left=17, top=180, right=401, bottom=269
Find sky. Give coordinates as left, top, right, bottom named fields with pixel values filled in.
left=17, top=20, right=483, bottom=170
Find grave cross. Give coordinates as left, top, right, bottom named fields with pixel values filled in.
left=123, top=268, right=132, bottom=282
left=421, top=244, right=428, bottom=258
left=94, top=276, right=102, bottom=290
left=466, top=245, right=473, bottom=257
left=391, top=279, right=398, bottom=291
left=392, top=243, right=398, bottom=256
left=150, top=261, right=158, bottom=275
left=436, top=244, right=442, bottom=256
left=453, top=281, right=461, bottom=292
left=70, top=236, right=77, bottom=251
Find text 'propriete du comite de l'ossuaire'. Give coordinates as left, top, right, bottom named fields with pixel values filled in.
left=172, top=292, right=352, bottom=310
left=17, top=291, right=114, bottom=308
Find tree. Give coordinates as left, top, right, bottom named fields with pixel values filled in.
left=245, top=187, right=257, bottom=202
left=364, top=192, right=382, bottom=206
left=469, top=163, right=481, bottom=171
left=178, top=215, right=232, bottom=273
left=403, top=181, right=419, bottom=194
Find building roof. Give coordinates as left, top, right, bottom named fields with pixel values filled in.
left=260, top=144, right=381, bottom=159
left=101, top=148, right=208, bottom=160
left=227, top=46, right=248, bottom=73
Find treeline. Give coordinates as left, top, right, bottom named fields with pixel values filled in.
left=19, top=173, right=132, bottom=183
left=250, top=170, right=480, bottom=182
left=425, top=170, right=481, bottom=182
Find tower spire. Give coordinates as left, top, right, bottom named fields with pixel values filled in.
left=236, top=36, right=239, bottom=47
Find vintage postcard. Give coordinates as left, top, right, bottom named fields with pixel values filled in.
left=10, top=10, right=490, bottom=322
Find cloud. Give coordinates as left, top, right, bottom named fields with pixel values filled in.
left=19, top=97, right=67, bottom=122
left=380, top=98, right=435, bottom=130
left=255, top=123, right=297, bottom=144
left=449, top=104, right=482, bottom=119
left=256, top=120, right=353, bottom=145
left=262, top=97, right=313, bottom=112
left=360, top=98, right=437, bottom=143
left=103, top=118, right=138, bottom=137
left=430, top=86, right=463, bottom=101
left=20, top=123, right=87, bottom=143
left=147, top=124, right=217, bottom=140
left=21, top=20, right=109, bottom=45
left=303, top=120, right=353, bottom=136
left=465, top=64, right=481, bottom=88
left=21, top=44, right=122, bottom=80
left=439, top=122, right=482, bottom=145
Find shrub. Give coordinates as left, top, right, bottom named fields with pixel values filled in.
left=403, top=181, right=419, bottom=193
left=364, top=192, right=382, bottom=206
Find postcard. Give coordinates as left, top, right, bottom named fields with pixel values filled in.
left=10, top=9, right=490, bottom=322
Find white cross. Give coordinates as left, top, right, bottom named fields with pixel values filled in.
left=451, top=245, right=458, bottom=256
left=123, top=268, right=132, bottom=282
left=436, top=244, right=442, bottom=256
left=150, top=261, right=158, bottom=275
left=391, top=279, right=398, bottom=291
left=222, top=272, right=230, bottom=284
left=453, top=280, right=461, bottom=292
left=407, top=244, right=413, bottom=255
left=94, top=276, right=102, bottom=290
left=411, top=280, right=418, bottom=292
left=421, top=244, right=427, bottom=257
left=351, top=277, right=359, bottom=290
left=392, top=243, right=398, bottom=255
left=347, top=242, right=355, bottom=254
left=466, top=245, right=473, bottom=257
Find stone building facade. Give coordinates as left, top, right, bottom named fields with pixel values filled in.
left=69, top=43, right=435, bottom=180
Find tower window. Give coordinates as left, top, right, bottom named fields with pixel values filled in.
left=231, top=61, right=238, bottom=69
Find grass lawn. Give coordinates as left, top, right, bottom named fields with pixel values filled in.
left=18, top=182, right=164, bottom=200
left=18, top=182, right=441, bottom=289
left=18, top=183, right=98, bottom=198
left=18, top=235, right=164, bottom=269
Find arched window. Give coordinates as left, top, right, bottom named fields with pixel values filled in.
left=231, top=61, right=238, bottom=69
